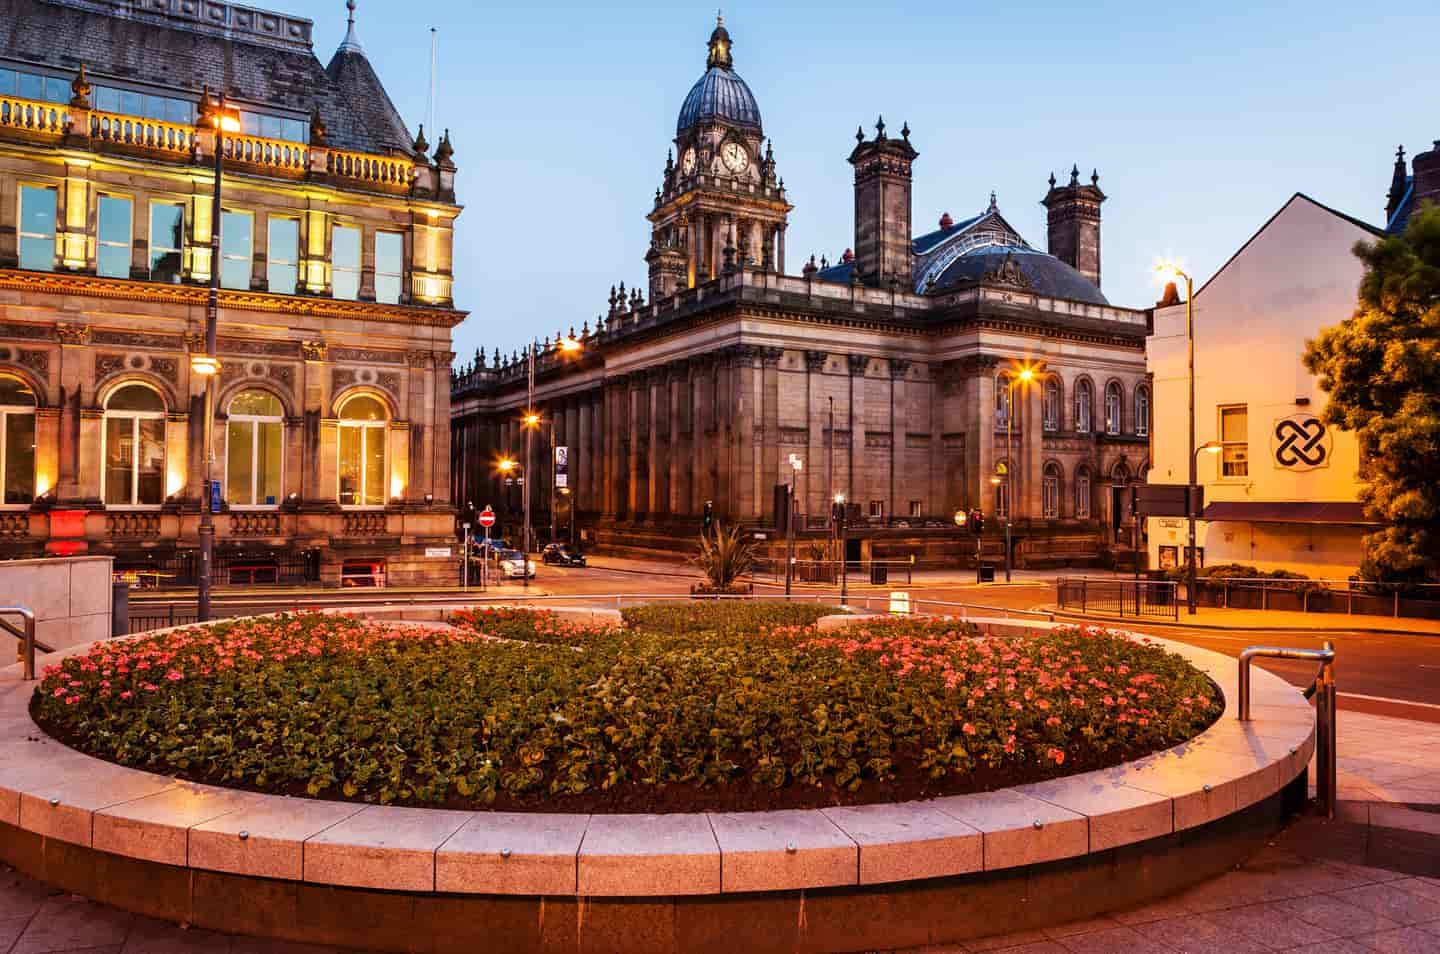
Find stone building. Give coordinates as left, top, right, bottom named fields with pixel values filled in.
left=451, top=17, right=1151, bottom=567
left=0, top=0, right=464, bottom=586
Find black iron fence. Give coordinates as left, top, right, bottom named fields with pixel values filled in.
left=114, top=549, right=321, bottom=589
left=1056, top=577, right=1180, bottom=621
left=1191, top=577, right=1440, bottom=621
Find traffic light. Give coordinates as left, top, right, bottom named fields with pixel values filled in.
left=702, top=500, right=714, bottom=533
left=970, top=509, right=985, bottom=536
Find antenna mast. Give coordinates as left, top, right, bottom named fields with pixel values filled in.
left=427, top=27, right=437, bottom=138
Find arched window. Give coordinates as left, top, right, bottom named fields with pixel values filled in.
left=227, top=389, right=284, bottom=507
left=1105, top=381, right=1123, bottom=435
left=1074, top=379, right=1093, bottom=433
left=1135, top=385, right=1151, bottom=438
left=0, top=374, right=36, bottom=506
left=1112, top=460, right=1131, bottom=484
left=1074, top=465, right=1092, bottom=519
left=338, top=394, right=388, bottom=508
left=1042, top=377, right=1060, bottom=432
left=994, top=373, right=1011, bottom=428
left=103, top=383, right=166, bottom=507
left=1042, top=462, right=1060, bottom=518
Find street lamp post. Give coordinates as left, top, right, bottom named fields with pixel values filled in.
left=1001, top=366, right=1037, bottom=584
left=521, top=335, right=581, bottom=586
left=193, top=91, right=239, bottom=623
left=1158, top=265, right=1199, bottom=614
left=785, top=455, right=802, bottom=596
left=834, top=493, right=847, bottom=604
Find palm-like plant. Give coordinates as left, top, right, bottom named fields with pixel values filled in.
left=693, top=521, right=756, bottom=592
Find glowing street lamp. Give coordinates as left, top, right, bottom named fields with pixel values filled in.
left=1156, top=261, right=1202, bottom=614
left=998, top=361, right=1042, bottom=583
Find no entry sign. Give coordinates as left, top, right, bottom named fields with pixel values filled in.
left=478, top=507, right=496, bottom=529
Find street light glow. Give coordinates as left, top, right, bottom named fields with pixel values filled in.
left=953, top=510, right=967, bottom=527
left=498, top=459, right=517, bottom=473
left=1018, top=367, right=1035, bottom=382
left=833, top=492, right=845, bottom=504
left=1155, top=261, right=1190, bottom=285
left=559, top=336, right=582, bottom=352
left=189, top=354, right=221, bottom=376
left=1201, top=441, right=1222, bottom=453
left=523, top=413, right=540, bottom=428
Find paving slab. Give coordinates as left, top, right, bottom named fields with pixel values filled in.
left=435, top=811, right=589, bottom=895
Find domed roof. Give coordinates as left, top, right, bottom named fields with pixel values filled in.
left=932, top=246, right=1109, bottom=305
left=677, top=67, right=762, bottom=134
left=677, top=14, right=762, bottom=135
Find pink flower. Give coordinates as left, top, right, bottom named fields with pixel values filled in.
left=962, top=722, right=977, bottom=736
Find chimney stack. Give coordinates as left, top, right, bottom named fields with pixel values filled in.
left=1409, top=142, right=1440, bottom=223
left=849, top=117, right=917, bottom=287
left=1041, top=166, right=1106, bottom=289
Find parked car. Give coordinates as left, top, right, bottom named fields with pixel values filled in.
left=541, top=543, right=586, bottom=567
left=496, top=549, right=536, bottom=579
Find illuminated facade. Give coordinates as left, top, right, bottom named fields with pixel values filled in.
left=451, top=18, right=1151, bottom=567
left=0, top=0, right=464, bottom=586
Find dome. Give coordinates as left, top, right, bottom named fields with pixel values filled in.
left=677, top=67, right=762, bottom=134
left=932, top=246, right=1109, bottom=305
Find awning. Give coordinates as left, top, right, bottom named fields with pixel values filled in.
left=1200, top=501, right=1376, bottom=526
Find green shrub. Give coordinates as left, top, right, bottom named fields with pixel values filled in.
left=32, top=610, right=1222, bottom=812
left=620, top=600, right=834, bottom=637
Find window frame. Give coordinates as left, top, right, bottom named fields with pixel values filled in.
left=374, top=230, right=404, bottom=305
left=908, top=499, right=922, bottom=519
left=148, top=200, right=186, bottom=284
left=17, top=183, right=58, bottom=273
left=994, top=460, right=1010, bottom=519
left=96, top=194, right=133, bottom=279
left=1074, top=379, right=1093, bottom=434
left=1104, top=381, right=1123, bottom=436
left=868, top=499, right=884, bottom=519
left=1135, top=385, right=1151, bottom=438
left=331, top=224, right=362, bottom=301
left=1218, top=404, right=1249, bottom=479
left=994, top=373, right=1011, bottom=429
left=219, top=209, right=254, bottom=291
left=266, top=215, right=300, bottom=295
left=1042, top=463, right=1060, bottom=519
left=1042, top=377, right=1059, bottom=432
left=225, top=389, right=284, bottom=509
left=1074, top=466, right=1092, bottom=519
left=0, top=374, right=37, bottom=509
left=336, top=394, right=389, bottom=509
left=101, top=383, right=167, bottom=509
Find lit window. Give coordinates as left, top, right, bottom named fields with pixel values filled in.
left=1042, top=377, right=1059, bottom=432
left=0, top=374, right=36, bottom=507
left=375, top=232, right=403, bottom=305
left=1220, top=405, right=1249, bottom=477
left=995, top=462, right=1009, bottom=518
left=332, top=225, right=361, bottom=301
left=219, top=211, right=253, bottom=290
left=103, top=384, right=166, bottom=507
left=995, top=373, right=1011, bottom=428
left=149, top=202, right=185, bottom=284
left=1074, top=379, right=1093, bottom=434
left=1135, top=386, right=1151, bottom=438
left=96, top=196, right=132, bottom=279
left=227, top=390, right=284, bottom=507
left=338, top=394, right=387, bottom=508
left=1105, top=382, right=1123, bottom=435
left=908, top=500, right=922, bottom=518
left=18, top=185, right=56, bottom=272
left=869, top=499, right=883, bottom=519
left=267, top=217, right=299, bottom=294
left=1042, top=463, right=1060, bottom=518
left=1075, top=466, right=1092, bottom=519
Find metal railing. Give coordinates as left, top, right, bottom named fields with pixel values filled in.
left=1194, top=577, right=1440, bottom=621
left=1056, top=577, right=1180, bottom=621
left=1239, top=641, right=1336, bottom=818
left=0, top=606, right=41, bottom=680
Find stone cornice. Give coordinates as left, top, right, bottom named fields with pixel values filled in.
left=0, top=270, right=468, bottom=329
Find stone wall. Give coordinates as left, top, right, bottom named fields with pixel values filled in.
left=0, top=556, right=112, bottom=652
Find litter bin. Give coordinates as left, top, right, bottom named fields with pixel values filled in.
left=870, top=563, right=888, bottom=585
left=978, top=565, right=996, bottom=583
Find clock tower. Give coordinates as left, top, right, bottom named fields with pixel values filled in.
left=647, top=15, right=792, bottom=297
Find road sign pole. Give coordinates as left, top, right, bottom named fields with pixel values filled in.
left=462, top=523, right=471, bottom=592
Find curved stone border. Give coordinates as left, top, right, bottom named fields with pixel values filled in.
left=0, top=614, right=1314, bottom=902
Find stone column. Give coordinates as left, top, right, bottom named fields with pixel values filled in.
left=55, top=325, right=91, bottom=502
left=693, top=361, right=711, bottom=513
left=889, top=358, right=912, bottom=520
left=627, top=375, right=643, bottom=519
left=1025, top=378, right=1044, bottom=518
left=846, top=354, right=869, bottom=512
left=668, top=362, right=685, bottom=515
left=804, top=351, right=826, bottom=518
left=759, top=347, right=783, bottom=522
left=78, top=408, right=103, bottom=503
left=730, top=347, right=759, bottom=520
left=976, top=359, right=998, bottom=515
left=33, top=407, right=60, bottom=502
left=777, top=224, right=787, bottom=275
left=648, top=369, right=666, bottom=520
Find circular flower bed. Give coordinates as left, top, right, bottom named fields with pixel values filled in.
left=30, top=606, right=1221, bottom=813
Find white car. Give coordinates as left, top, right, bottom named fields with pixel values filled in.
left=497, top=550, right=536, bottom=579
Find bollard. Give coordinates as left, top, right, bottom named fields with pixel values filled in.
left=111, top=580, right=130, bottom=637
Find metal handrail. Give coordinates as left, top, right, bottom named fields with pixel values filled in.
left=1238, top=641, right=1336, bottom=818
left=0, top=606, right=38, bottom=681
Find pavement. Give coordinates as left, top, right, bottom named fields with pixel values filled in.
left=1043, top=603, right=1440, bottom=638
left=0, top=709, right=1435, bottom=953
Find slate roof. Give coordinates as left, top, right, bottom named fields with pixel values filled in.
left=911, top=213, right=985, bottom=255
left=677, top=66, right=762, bottom=134
left=0, top=0, right=412, bottom=155
left=814, top=260, right=853, bottom=283
left=1387, top=178, right=1414, bottom=235
left=929, top=246, right=1108, bottom=305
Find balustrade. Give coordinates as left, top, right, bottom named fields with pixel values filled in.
left=106, top=512, right=161, bottom=538
left=229, top=512, right=283, bottom=537
left=342, top=512, right=387, bottom=536
left=223, top=133, right=308, bottom=172
left=0, top=97, right=65, bottom=134
left=89, top=111, right=194, bottom=155
left=0, top=513, right=31, bottom=539
left=326, top=149, right=412, bottom=188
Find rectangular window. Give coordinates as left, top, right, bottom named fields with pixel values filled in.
left=0, top=69, right=15, bottom=96
left=908, top=500, right=922, bottom=518
left=220, top=210, right=253, bottom=290
left=96, top=195, right=132, bottom=279
left=227, top=419, right=283, bottom=507
left=2, top=411, right=35, bottom=505
left=374, top=231, right=403, bottom=304
left=332, top=225, right=361, bottom=300
left=1219, top=405, right=1249, bottom=478
left=266, top=217, right=299, bottom=294
left=18, top=185, right=57, bottom=272
left=869, top=500, right=883, bottom=519
left=103, top=417, right=133, bottom=507
left=43, top=77, right=67, bottom=104
left=17, top=72, right=42, bottom=100
left=149, top=202, right=185, bottom=283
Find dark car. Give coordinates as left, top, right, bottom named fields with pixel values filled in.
left=541, top=543, right=586, bottom=567
left=470, top=538, right=511, bottom=560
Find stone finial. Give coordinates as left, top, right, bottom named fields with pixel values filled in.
left=492, top=348, right=501, bottom=367
left=1091, top=169, right=1099, bottom=186
left=69, top=63, right=91, bottom=109
left=1069, top=164, right=1079, bottom=185
left=412, top=123, right=429, bottom=158
left=1048, top=171, right=1056, bottom=189
left=802, top=254, right=817, bottom=278
left=820, top=254, right=829, bottom=268
left=855, top=125, right=865, bottom=144
left=841, top=248, right=854, bottom=265
left=988, top=191, right=998, bottom=213
left=434, top=129, right=454, bottom=166
left=875, top=115, right=887, bottom=140
left=339, top=0, right=364, bottom=54
left=939, top=211, right=953, bottom=229
left=901, top=121, right=910, bottom=141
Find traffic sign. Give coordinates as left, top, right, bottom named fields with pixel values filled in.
left=478, top=507, right=496, bottom=529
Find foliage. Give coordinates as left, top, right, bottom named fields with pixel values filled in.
left=1303, top=206, right=1440, bottom=584
left=1162, top=562, right=1326, bottom=595
left=33, top=609, right=1221, bottom=811
left=620, top=600, right=834, bottom=637
left=692, top=521, right=756, bottom=592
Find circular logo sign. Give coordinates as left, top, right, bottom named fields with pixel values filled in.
left=1271, top=414, right=1331, bottom=472
left=478, top=508, right=496, bottom=528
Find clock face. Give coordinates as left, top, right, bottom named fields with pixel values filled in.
left=721, top=141, right=749, bottom=174
left=681, top=147, right=697, bottom=175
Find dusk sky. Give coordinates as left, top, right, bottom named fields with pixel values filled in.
left=292, top=1, right=1427, bottom=362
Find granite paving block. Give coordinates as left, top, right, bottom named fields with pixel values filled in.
left=1350, top=926, right=1440, bottom=953
left=932, top=789, right=1088, bottom=870
left=92, top=783, right=265, bottom=867
left=435, top=811, right=589, bottom=895
left=9, top=896, right=131, bottom=954
left=822, top=801, right=981, bottom=884
left=16, top=767, right=177, bottom=848
left=303, top=805, right=472, bottom=892
left=1013, top=777, right=1173, bottom=851
left=1131, top=913, right=1271, bottom=953
left=190, top=798, right=366, bottom=881
left=577, top=813, right=719, bottom=896
left=709, top=809, right=856, bottom=892
left=1334, top=882, right=1440, bottom=926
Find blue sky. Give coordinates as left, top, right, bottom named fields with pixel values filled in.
left=292, top=1, right=1427, bottom=362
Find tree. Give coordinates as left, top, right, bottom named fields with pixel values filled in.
left=1303, top=206, right=1440, bottom=584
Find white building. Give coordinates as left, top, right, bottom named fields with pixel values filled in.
left=1146, top=194, right=1383, bottom=578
